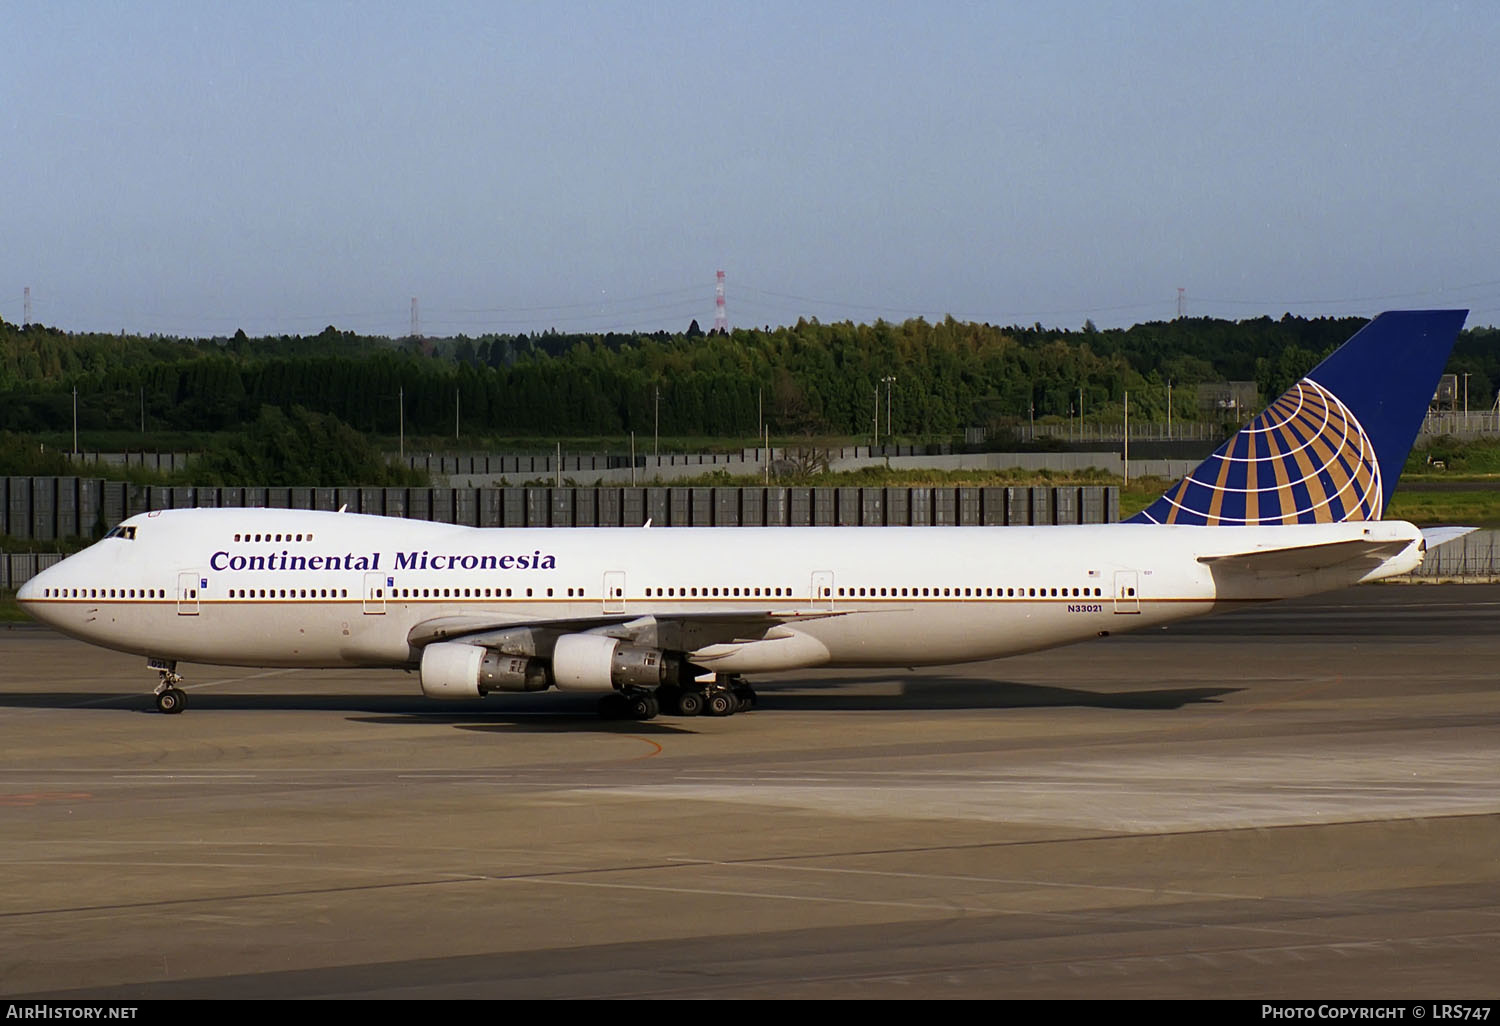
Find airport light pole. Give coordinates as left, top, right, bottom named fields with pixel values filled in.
left=882, top=376, right=896, bottom=446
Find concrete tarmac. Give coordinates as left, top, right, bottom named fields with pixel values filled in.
left=0, top=584, right=1497, bottom=999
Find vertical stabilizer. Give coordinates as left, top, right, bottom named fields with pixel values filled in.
left=1129, top=310, right=1467, bottom=525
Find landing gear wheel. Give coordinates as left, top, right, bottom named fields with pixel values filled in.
left=626, top=693, right=659, bottom=721
left=705, top=691, right=736, bottom=717
left=149, top=659, right=186, bottom=714
left=731, top=682, right=757, bottom=711
left=675, top=689, right=705, bottom=717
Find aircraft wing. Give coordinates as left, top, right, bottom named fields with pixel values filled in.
left=1197, top=537, right=1416, bottom=578
left=408, top=608, right=856, bottom=651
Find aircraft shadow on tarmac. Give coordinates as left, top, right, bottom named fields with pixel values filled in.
left=750, top=677, right=1241, bottom=711
left=0, top=677, right=1241, bottom=727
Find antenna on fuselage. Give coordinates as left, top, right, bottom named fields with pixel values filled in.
left=338, top=504, right=348, bottom=513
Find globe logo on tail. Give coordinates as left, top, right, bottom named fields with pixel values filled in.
left=1135, top=377, right=1382, bottom=526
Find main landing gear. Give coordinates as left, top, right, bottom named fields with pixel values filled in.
left=149, top=658, right=187, bottom=714
left=597, top=676, right=757, bottom=721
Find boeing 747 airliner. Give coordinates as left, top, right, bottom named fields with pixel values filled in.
left=18, top=310, right=1470, bottom=719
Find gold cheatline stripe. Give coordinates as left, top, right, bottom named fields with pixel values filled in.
left=1281, top=404, right=1332, bottom=520
left=1314, top=411, right=1374, bottom=522
left=1259, top=415, right=1294, bottom=523
left=1206, top=446, right=1235, bottom=524
left=1292, top=403, right=1356, bottom=519
left=1165, top=476, right=1193, bottom=524
left=1244, top=429, right=1259, bottom=523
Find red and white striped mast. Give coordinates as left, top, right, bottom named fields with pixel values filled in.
left=713, top=270, right=727, bottom=333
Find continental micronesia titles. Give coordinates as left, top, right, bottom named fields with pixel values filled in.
left=209, top=549, right=559, bottom=572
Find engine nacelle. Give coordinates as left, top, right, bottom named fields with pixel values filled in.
left=420, top=641, right=549, bottom=699
left=551, top=634, right=669, bottom=692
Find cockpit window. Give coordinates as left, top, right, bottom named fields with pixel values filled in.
left=104, top=525, right=138, bottom=540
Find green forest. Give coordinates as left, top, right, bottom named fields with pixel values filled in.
left=2, top=314, right=1497, bottom=445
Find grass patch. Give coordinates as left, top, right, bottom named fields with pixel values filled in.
left=1385, top=489, right=1500, bottom=527
left=0, top=592, right=31, bottom=623
left=1407, top=435, right=1500, bottom=476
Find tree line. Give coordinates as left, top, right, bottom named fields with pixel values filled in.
left=2, top=315, right=1495, bottom=442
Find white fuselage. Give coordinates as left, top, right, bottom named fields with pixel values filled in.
left=16, top=508, right=1427, bottom=676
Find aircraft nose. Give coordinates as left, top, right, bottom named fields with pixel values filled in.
left=16, top=563, right=57, bottom=624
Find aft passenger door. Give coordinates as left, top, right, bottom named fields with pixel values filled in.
left=1113, top=570, right=1140, bottom=614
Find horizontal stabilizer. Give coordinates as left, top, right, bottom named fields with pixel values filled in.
left=1420, top=526, right=1478, bottom=549
left=1197, top=537, right=1414, bottom=578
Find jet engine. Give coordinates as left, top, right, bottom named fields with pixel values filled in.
left=419, top=636, right=682, bottom=699
left=419, top=641, right=550, bottom=699
left=551, top=634, right=670, bottom=691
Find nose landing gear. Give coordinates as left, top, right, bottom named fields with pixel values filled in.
left=149, top=658, right=187, bottom=714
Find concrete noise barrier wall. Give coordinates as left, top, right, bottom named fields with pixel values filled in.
left=1, top=477, right=1119, bottom=540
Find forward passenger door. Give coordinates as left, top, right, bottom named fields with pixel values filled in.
left=176, top=571, right=200, bottom=616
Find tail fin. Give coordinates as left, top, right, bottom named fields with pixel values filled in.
left=1129, top=310, right=1467, bottom=525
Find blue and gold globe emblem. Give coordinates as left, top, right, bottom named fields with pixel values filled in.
left=1139, top=378, right=1382, bottom=525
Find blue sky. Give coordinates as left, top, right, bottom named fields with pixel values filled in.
left=3, top=1, right=1497, bottom=337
